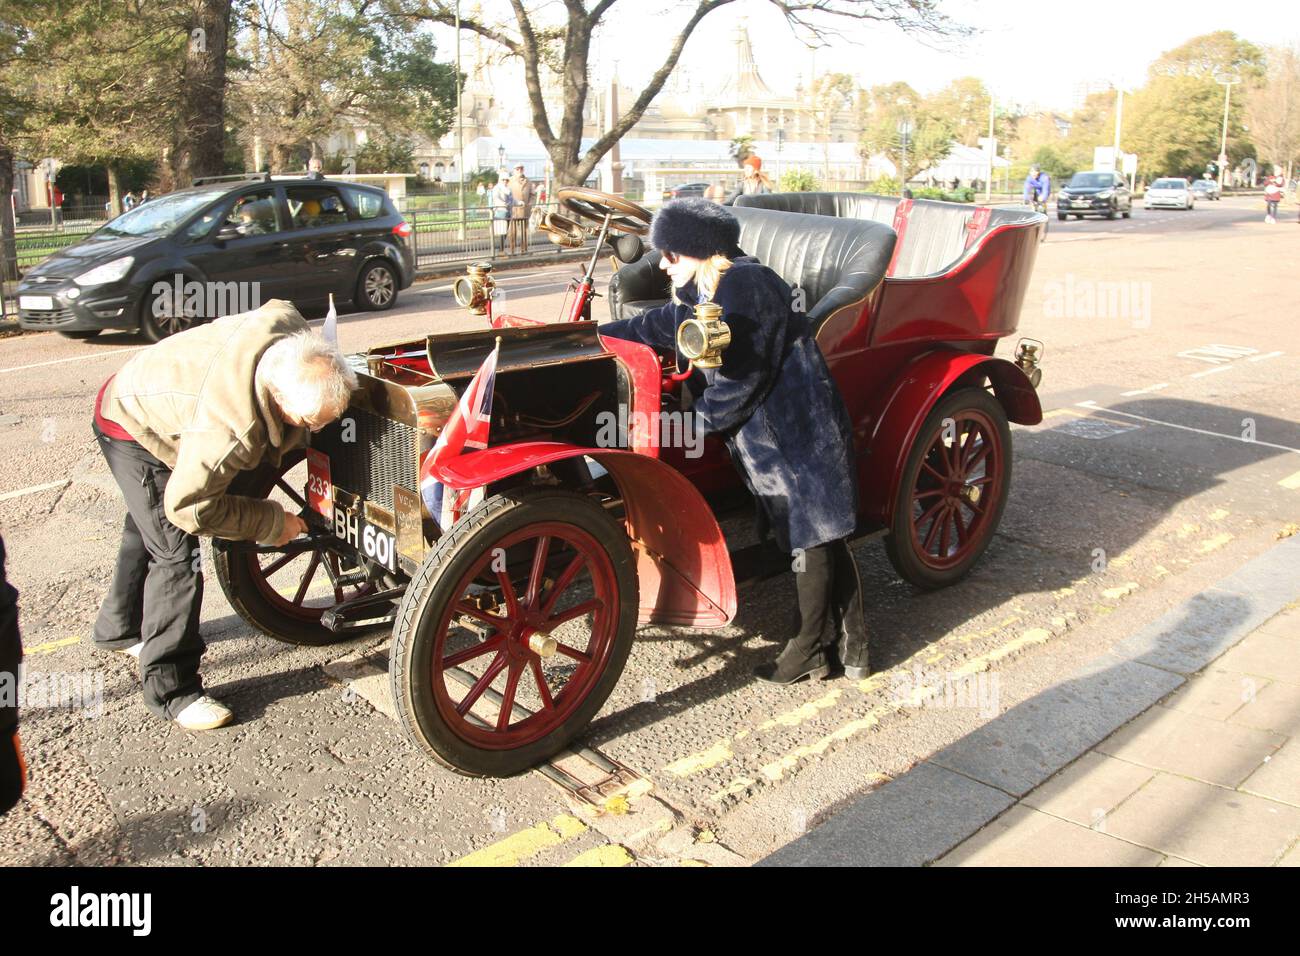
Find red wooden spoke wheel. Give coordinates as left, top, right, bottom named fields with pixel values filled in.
left=885, top=387, right=1012, bottom=590
left=390, top=489, right=637, bottom=777
left=213, top=451, right=376, bottom=646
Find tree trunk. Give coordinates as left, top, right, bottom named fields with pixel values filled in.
left=171, top=0, right=233, bottom=187
left=0, top=143, right=18, bottom=283
left=107, top=164, right=123, bottom=217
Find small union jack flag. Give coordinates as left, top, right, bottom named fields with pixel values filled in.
left=420, top=340, right=500, bottom=529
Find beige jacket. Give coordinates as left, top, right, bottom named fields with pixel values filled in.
left=105, top=300, right=311, bottom=544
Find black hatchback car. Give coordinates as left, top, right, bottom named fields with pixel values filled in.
left=1055, top=170, right=1133, bottom=221
left=17, top=173, right=415, bottom=340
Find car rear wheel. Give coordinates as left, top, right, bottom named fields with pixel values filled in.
left=356, top=259, right=398, bottom=311
left=390, top=489, right=637, bottom=777
left=1056, top=212, right=1066, bottom=221
left=884, top=387, right=1012, bottom=590
left=213, top=450, right=377, bottom=646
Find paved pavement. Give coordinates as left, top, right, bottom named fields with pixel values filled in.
left=0, top=196, right=1296, bottom=866
left=761, top=533, right=1300, bottom=866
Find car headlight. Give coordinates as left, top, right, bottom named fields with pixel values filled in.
left=1095, top=190, right=1113, bottom=199
left=74, top=256, right=134, bottom=287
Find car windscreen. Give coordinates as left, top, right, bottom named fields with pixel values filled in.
left=98, top=192, right=218, bottom=237
left=1068, top=173, right=1112, bottom=188
left=1151, top=179, right=1185, bottom=189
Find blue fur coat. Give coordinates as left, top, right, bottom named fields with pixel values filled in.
left=601, top=256, right=858, bottom=552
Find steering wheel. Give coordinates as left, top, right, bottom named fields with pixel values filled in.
left=558, top=187, right=652, bottom=236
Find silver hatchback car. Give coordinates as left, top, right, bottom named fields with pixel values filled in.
left=1145, top=178, right=1195, bottom=210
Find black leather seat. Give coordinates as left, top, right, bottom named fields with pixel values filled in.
left=607, top=206, right=897, bottom=331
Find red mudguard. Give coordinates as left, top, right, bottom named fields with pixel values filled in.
left=866, top=351, right=1042, bottom=524
left=433, top=442, right=737, bottom=628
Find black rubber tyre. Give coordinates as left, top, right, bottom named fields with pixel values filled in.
left=1122, top=209, right=1131, bottom=219
left=355, top=259, right=398, bottom=311
left=1106, top=206, right=1117, bottom=220
left=139, top=283, right=202, bottom=342
left=1056, top=212, right=1066, bottom=221
left=213, top=450, right=370, bottom=646
left=884, top=387, right=1013, bottom=590
left=390, top=489, right=638, bottom=777
left=58, top=330, right=101, bottom=340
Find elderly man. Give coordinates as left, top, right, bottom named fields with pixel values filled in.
left=508, top=164, right=534, bottom=255
left=91, top=300, right=357, bottom=730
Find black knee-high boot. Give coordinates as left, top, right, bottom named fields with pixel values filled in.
left=831, top=540, right=870, bottom=678
left=755, top=544, right=833, bottom=685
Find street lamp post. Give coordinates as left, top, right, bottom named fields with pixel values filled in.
left=1215, top=73, right=1240, bottom=192
left=897, top=119, right=912, bottom=193
left=456, top=0, right=466, bottom=240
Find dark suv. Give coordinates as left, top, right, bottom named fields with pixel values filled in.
left=1056, top=171, right=1132, bottom=221
left=17, top=173, right=415, bottom=340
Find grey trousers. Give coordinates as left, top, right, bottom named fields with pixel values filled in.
left=92, top=422, right=205, bottom=719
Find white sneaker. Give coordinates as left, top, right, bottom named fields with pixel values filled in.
left=174, top=695, right=234, bottom=731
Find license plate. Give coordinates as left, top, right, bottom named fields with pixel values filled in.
left=331, top=506, right=397, bottom=572
left=19, top=295, right=54, bottom=311
left=1072, top=200, right=1089, bottom=207
left=306, top=449, right=333, bottom=519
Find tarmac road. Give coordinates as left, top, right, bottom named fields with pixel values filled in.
left=0, top=195, right=1295, bottom=866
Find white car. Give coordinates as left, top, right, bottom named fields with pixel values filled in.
left=1145, top=178, right=1195, bottom=210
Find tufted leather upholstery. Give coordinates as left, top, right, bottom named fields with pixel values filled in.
left=736, top=191, right=1039, bottom=279
left=606, top=206, right=897, bottom=330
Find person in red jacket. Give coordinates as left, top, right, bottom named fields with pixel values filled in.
left=1263, top=174, right=1284, bottom=223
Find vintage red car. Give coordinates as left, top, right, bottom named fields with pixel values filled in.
left=213, top=187, right=1046, bottom=778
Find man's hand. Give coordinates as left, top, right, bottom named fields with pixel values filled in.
left=273, top=512, right=308, bottom=547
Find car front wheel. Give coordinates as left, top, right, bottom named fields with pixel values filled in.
left=356, top=260, right=398, bottom=311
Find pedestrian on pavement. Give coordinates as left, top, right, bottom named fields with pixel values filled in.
left=1263, top=174, right=1284, bottom=223
left=123, top=191, right=138, bottom=211
left=0, top=535, right=23, bottom=816
left=600, top=198, right=868, bottom=684
left=724, top=155, right=773, bottom=205
left=91, top=301, right=357, bottom=730
left=490, top=169, right=512, bottom=254
left=508, top=164, right=534, bottom=256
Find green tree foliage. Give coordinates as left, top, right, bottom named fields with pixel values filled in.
left=925, top=76, right=991, bottom=147
left=232, top=0, right=458, bottom=171
left=859, top=82, right=955, bottom=183
left=779, top=169, right=818, bottom=192
left=353, top=133, right=415, bottom=174
left=1150, top=30, right=1266, bottom=82
left=1127, top=73, right=1247, bottom=178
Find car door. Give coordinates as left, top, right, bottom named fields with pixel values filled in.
left=279, top=183, right=357, bottom=302
left=184, top=186, right=294, bottom=305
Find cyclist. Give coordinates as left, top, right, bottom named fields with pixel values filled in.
left=1023, top=165, right=1051, bottom=210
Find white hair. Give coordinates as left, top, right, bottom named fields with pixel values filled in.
left=259, top=331, right=358, bottom=420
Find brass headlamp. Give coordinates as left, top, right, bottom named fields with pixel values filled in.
left=1014, top=337, right=1044, bottom=389
left=676, top=302, right=731, bottom=369
left=452, top=262, right=495, bottom=315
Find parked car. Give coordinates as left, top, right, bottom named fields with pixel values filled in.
left=1056, top=171, right=1132, bottom=220
left=212, top=187, right=1046, bottom=777
left=1145, top=177, right=1195, bottom=210
left=16, top=173, right=415, bottom=341
left=661, top=182, right=711, bottom=200
left=1190, top=178, right=1221, bottom=201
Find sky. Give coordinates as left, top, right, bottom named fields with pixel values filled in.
left=437, top=0, right=1299, bottom=113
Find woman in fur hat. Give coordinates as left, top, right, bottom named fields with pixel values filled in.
left=600, top=198, right=869, bottom=683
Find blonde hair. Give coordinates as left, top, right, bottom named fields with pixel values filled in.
left=671, top=253, right=733, bottom=305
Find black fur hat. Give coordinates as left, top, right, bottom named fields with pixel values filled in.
left=650, top=197, right=741, bottom=259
